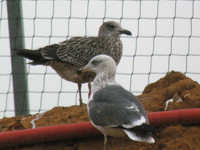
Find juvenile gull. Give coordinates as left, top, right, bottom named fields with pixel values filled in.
left=80, top=55, right=155, bottom=150
left=16, top=21, right=131, bottom=105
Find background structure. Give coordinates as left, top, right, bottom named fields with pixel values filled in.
left=0, top=0, right=200, bottom=118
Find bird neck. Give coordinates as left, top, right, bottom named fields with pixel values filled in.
left=92, top=71, right=117, bottom=94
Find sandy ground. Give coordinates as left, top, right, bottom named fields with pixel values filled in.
left=1, top=71, right=200, bottom=150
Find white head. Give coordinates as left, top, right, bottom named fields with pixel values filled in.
left=80, top=54, right=118, bottom=96
left=80, top=55, right=117, bottom=77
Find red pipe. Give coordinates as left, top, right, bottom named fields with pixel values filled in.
left=0, top=108, right=200, bottom=149
left=148, top=108, right=200, bottom=126
left=0, top=122, right=100, bottom=149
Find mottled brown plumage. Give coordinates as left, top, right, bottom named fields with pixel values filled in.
left=16, top=21, right=132, bottom=105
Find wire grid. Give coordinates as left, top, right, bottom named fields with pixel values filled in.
left=0, top=0, right=200, bottom=118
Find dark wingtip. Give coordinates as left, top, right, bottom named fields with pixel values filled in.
left=133, top=124, right=156, bottom=135
left=28, top=61, right=41, bottom=65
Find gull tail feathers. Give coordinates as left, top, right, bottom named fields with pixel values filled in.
left=16, top=49, right=47, bottom=65
left=123, top=124, right=155, bottom=144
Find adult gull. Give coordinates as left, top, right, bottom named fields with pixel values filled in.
left=79, top=54, right=155, bottom=150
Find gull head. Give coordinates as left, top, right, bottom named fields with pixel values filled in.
left=79, top=54, right=117, bottom=77
left=98, top=21, right=132, bottom=37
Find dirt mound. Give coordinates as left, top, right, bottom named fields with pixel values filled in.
left=0, top=71, right=200, bottom=150
left=139, top=71, right=200, bottom=112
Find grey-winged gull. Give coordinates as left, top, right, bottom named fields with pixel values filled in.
left=79, top=55, right=155, bottom=150
left=16, top=21, right=132, bottom=105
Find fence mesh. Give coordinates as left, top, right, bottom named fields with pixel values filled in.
left=0, top=0, right=200, bottom=118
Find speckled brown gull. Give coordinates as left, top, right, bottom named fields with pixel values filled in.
left=16, top=21, right=132, bottom=105
left=80, top=55, right=155, bottom=150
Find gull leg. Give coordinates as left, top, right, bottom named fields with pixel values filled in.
left=121, top=138, right=125, bottom=150
left=78, top=83, right=83, bottom=106
left=104, top=134, right=108, bottom=150
left=88, top=82, right=91, bottom=98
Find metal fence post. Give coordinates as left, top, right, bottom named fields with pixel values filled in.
left=6, top=0, right=29, bottom=116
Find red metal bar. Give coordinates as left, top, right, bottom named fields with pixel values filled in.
left=148, top=108, right=200, bottom=126
left=0, top=108, right=199, bottom=149
left=0, top=122, right=101, bottom=149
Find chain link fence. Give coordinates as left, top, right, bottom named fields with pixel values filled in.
left=0, top=0, right=200, bottom=118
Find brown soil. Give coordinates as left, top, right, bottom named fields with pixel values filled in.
left=1, top=71, right=200, bottom=150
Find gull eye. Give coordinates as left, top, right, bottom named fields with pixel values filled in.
left=107, top=24, right=115, bottom=29
left=91, top=59, right=101, bottom=66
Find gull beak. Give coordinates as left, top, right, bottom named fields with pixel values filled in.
left=119, top=29, right=132, bottom=35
